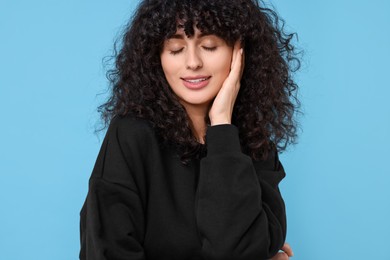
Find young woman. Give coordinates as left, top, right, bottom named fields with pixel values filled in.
left=80, top=0, right=300, bottom=259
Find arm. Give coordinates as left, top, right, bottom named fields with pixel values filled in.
left=79, top=118, right=146, bottom=260
left=195, top=125, right=286, bottom=260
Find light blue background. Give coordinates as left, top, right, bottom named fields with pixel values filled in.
left=0, top=0, right=389, bottom=259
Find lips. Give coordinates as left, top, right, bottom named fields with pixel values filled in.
left=181, top=76, right=211, bottom=90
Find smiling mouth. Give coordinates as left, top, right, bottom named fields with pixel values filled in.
left=182, top=76, right=211, bottom=83
left=181, top=76, right=211, bottom=90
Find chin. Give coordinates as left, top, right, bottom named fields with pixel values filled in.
left=180, top=98, right=213, bottom=107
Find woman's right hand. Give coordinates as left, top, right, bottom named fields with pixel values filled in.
left=270, top=243, right=294, bottom=260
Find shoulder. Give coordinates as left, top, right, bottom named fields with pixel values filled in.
left=252, top=144, right=286, bottom=186
left=107, top=114, right=157, bottom=144
left=89, top=115, right=157, bottom=191
left=112, top=115, right=161, bottom=156
left=106, top=114, right=159, bottom=156
left=257, top=145, right=280, bottom=170
left=109, top=114, right=155, bottom=137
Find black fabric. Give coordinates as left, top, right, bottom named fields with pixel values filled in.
left=80, top=115, right=287, bottom=260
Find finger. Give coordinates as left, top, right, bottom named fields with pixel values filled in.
left=270, top=252, right=289, bottom=260
left=230, top=41, right=242, bottom=70
left=239, top=47, right=245, bottom=78
left=281, top=243, right=294, bottom=257
left=228, top=44, right=244, bottom=82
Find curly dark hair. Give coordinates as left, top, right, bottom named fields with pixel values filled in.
left=98, top=0, right=301, bottom=163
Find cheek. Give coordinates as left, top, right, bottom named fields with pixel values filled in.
left=160, top=55, right=172, bottom=78
left=160, top=54, right=179, bottom=80
left=214, top=52, right=232, bottom=78
left=160, top=54, right=182, bottom=96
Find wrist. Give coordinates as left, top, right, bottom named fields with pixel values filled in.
left=210, top=116, right=231, bottom=126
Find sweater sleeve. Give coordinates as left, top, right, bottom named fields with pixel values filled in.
left=79, top=117, right=146, bottom=260
left=196, top=124, right=286, bottom=260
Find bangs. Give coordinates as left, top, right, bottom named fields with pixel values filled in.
left=162, top=0, right=245, bottom=45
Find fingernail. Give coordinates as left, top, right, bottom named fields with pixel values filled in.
left=240, top=48, right=243, bottom=54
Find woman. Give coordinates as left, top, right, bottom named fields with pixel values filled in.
left=80, top=0, right=300, bottom=259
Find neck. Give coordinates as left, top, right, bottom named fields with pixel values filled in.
left=182, top=103, right=209, bottom=144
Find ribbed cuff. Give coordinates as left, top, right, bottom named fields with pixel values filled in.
left=205, top=124, right=241, bottom=155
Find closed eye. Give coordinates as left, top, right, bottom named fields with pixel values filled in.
left=203, top=46, right=217, bottom=52
left=170, top=48, right=184, bottom=55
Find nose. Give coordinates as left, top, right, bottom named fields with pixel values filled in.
left=185, top=48, right=203, bottom=70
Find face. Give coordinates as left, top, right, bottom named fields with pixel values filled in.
left=160, top=27, right=233, bottom=111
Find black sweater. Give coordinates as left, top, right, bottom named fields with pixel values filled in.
left=80, top=115, right=287, bottom=260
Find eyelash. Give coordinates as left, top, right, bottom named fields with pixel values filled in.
left=170, top=48, right=184, bottom=55
left=169, top=46, right=217, bottom=55
left=203, top=46, right=217, bottom=52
